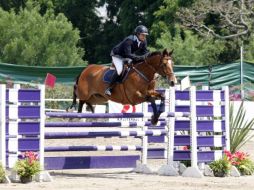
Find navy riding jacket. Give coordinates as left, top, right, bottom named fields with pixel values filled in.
left=111, top=35, right=149, bottom=62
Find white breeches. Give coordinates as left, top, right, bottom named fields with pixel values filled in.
left=112, top=56, right=124, bottom=75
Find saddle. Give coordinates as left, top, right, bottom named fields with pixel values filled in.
left=103, top=59, right=133, bottom=84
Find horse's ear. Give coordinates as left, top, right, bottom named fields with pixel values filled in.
left=168, top=49, right=174, bottom=56
left=162, top=49, right=168, bottom=56
left=162, top=49, right=173, bottom=56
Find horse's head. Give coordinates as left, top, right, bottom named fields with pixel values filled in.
left=159, top=49, right=177, bottom=86
left=146, top=49, right=177, bottom=87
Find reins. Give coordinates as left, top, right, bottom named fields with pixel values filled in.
left=132, top=54, right=163, bottom=82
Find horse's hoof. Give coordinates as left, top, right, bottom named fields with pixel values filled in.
left=151, top=115, right=159, bottom=125
left=66, top=105, right=76, bottom=112
left=66, top=107, right=72, bottom=112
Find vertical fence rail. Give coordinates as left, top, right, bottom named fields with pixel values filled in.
left=39, top=85, right=46, bottom=170
left=224, top=86, right=230, bottom=151
left=0, top=85, right=6, bottom=167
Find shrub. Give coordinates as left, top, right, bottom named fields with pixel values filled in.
left=14, top=151, right=40, bottom=179
left=209, top=156, right=231, bottom=177
left=0, top=162, right=5, bottom=183
left=224, top=150, right=254, bottom=175
left=230, top=101, right=254, bottom=153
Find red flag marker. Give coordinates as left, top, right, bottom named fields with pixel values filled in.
left=44, top=73, right=56, bottom=88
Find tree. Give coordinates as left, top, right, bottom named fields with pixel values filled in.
left=98, top=0, right=163, bottom=63
left=154, top=26, right=224, bottom=65
left=0, top=1, right=85, bottom=66
left=52, top=0, right=103, bottom=64
left=0, top=0, right=25, bottom=11
left=152, top=0, right=226, bottom=65
left=153, top=0, right=249, bottom=64
left=245, top=34, right=254, bottom=62
left=178, top=0, right=254, bottom=39
left=151, top=0, right=194, bottom=43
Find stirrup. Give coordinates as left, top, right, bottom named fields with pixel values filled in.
left=105, top=88, right=112, bottom=96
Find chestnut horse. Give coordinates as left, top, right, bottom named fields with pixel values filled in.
left=68, top=49, right=177, bottom=124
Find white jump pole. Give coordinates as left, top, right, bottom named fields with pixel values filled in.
left=134, top=100, right=153, bottom=174
left=36, top=85, right=52, bottom=182
left=182, top=86, right=203, bottom=178
left=158, top=87, right=178, bottom=176
left=39, top=85, right=45, bottom=170
left=223, top=86, right=230, bottom=151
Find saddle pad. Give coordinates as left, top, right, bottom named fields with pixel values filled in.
left=103, top=68, right=130, bottom=84
left=103, top=69, right=119, bottom=83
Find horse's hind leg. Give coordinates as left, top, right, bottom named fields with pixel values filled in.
left=66, top=87, right=77, bottom=111
left=86, top=102, right=94, bottom=113
left=78, top=100, right=85, bottom=113
left=78, top=101, right=94, bottom=113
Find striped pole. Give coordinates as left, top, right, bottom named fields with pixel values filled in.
left=0, top=85, right=6, bottom=167
left=46, top=112, right=190, bottom=119
left=44, top=130, right=167, bottom=139
left=45, top=121, right=167, bottom=128
left=45, top=145, right=143, bottom=152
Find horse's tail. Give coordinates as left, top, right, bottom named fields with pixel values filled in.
left=67, top=74, right=80, bottom=111
left=73, top=74, right=80, bottom=105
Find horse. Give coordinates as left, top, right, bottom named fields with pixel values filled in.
left=67, top=49, right=177, bottom=124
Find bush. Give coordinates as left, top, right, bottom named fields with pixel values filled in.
left=225, top=150, right=254, bottom=175
left=45, top=84, right=73, bottom=111
left=0, top=0, right=86, bottom=66
left=14, top=151, right=40, bottom=179
left=209, top=156, right=231, bottom=177
left=230, top=101, right=254, bottom=153
left=0, top=162, right=6, bottom=183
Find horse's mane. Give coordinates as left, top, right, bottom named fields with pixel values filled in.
left=134, top=51, right=162, bottom=64
left=148, top=51, right=161, bottom=57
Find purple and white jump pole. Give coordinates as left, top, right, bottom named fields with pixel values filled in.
left=0, top=84, right=6, bottom=168
left=0, top=84, right=230, bottom=179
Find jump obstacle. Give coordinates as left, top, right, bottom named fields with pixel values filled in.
left=0, top=84, right=229, bottom=178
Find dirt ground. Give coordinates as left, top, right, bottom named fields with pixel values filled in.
left=1, top=168, right=254, bottom=190
left=1, top=127, right=254, bottom=190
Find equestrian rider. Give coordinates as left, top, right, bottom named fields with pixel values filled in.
left=104, top=25, right=150, bottom=96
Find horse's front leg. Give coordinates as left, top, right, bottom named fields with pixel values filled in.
left=149, top=91, right=165, bottom=113
left=146, top=96, right=158, bottom=125
left=146, top=91, right=165, bottom=125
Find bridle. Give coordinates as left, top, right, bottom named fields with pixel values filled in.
left=132, top=53, right=175, bottom=82
left=158, top=55, right=175, bottom=78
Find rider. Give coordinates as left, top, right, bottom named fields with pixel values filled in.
left=104, top=25, right=150, bottom=96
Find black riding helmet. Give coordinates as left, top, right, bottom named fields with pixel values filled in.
left=134, top=25, right=149, bottom=35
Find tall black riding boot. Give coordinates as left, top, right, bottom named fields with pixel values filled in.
left=105, top=71, right=119, bottom=96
